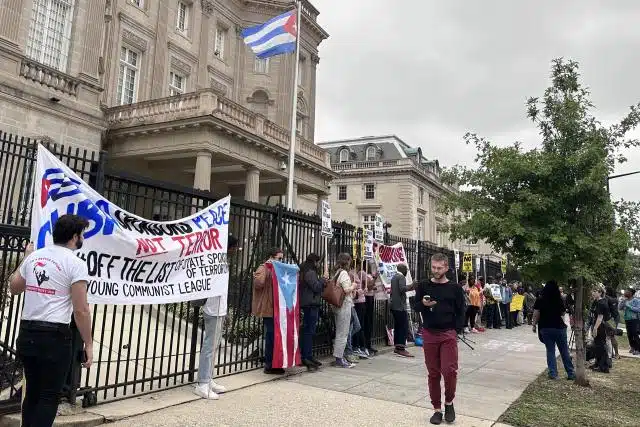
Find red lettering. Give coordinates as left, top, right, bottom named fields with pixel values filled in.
left=172, top=229, right=222, bottom=257
left=152, top=237, right=166, bottom=251
left=172, top=235, right=188, bottom=257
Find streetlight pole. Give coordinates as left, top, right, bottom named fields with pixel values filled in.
left=607, top=170, right=640, bottom=193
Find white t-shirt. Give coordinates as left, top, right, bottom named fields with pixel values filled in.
left=337, top=270, right=353, bottom=304
left=19, top=245, right=89, bottom=324
left=203, top=295, right=227, bottom=317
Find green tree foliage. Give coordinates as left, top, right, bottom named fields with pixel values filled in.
left=440, top=59, right=640, bottom=284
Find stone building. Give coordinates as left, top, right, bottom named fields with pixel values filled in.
left=319, top=135, right=495, bottom=256
left=0, top=0, right=333, bottom=214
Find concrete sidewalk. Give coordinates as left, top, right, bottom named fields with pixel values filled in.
left=0, top=327, right=546, bottom=426
left=109, top=327, right=545, bottom=426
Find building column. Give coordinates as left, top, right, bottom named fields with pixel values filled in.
left=193, top=152, right=212, bottom=191
left=244, top=167, right=260, bottom=203
left=197, top=1, right=214, bottom=89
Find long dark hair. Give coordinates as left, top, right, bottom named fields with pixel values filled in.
left=300, top=253, right=320, bottom=276
left=540, top=280, right=565, bottom=314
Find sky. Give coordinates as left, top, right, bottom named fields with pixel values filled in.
left=311, top=0, right=640, bottom=204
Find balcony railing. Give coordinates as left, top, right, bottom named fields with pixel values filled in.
left=105, top=89, right=329, bottom=167
left=333, top=158, right=444, bottom=184
left=19, top=57, right=81, bottom=97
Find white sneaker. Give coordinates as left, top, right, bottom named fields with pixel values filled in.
left=209, top=381, right=227, bottom=394
left=194, top=383, right=219, bottom=400
left=471, top=328, right=479, bottom=333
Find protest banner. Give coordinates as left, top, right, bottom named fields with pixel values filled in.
left=374, top=242, right=414, bottom=296
left=32, top=145, right=230, bottom=305
left=320, top=200, right=332, bottom=238
left=374, top=213, right=384, bottom=243
left=363, top=228, right=373, bottom=260
left=462, top=253, right=473, bottom=273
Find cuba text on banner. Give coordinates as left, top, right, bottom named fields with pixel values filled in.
left=32, top=145, right=230, bottom=305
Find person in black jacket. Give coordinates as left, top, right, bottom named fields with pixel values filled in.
left=299, top=253, right=327, bottom=371
left=414, top=253, right=465, bottom=425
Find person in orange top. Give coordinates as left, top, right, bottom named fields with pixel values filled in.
left=466, top=282, right=482, bottom=333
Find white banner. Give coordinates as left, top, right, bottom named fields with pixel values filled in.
left=374, top=213, right=384, bottom=243
left=373, top=242, right=414, bottom=296
left=320, top=200, right=332, bottom=237
left=364, top=229, right=374, bottom=260
left=32, top=145, right=230, bottom=305
left=454, top=249, right=460, bottom=269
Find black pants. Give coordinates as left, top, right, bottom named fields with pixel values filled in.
left=486, top=304, right=501, bottom=329
left=500, top=303, right=512, bottom=328
left=17, top=323, right=72, bottom=427
left=593, top=324, right=609, bottom=371
left=465, top=306, right=479, bottom=329
left=364, top=296, right=375, bottom=349
left=625, top=319, right=640, bottom=352
left=391, top=310, right=408, bottom=349
left=353, top=302, right=367, bottom=349
left=512, top=311, right=519, bottom=326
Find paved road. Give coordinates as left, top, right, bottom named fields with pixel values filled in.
left=110, top=327, right=546, bottom=427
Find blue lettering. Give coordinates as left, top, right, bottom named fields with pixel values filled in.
left=37, top=210, right=59, bottom=249
left=192, top=203, right=229, bottom=229
left=76, top=199, right=116, bottom=239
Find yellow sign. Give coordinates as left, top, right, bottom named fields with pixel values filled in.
left=462, top=253, right=473, bottom=273
left=501, top=255, right=508, bottom=273
left=352, top=238, right=358, bottom=260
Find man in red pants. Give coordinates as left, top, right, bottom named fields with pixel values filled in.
left=414, top=253, right=465, bottom=425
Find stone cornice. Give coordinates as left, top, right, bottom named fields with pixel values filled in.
left=167, top=41, right=199, bottom=65
left=334, top=165, right=449, bottom=193
left=118, top=11, right=156, bottom=40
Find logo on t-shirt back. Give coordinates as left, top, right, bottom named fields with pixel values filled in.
left=34, top=262, right=50, bottom=286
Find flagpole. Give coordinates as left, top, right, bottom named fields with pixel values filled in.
left=286, top=1, right=302, bottom=209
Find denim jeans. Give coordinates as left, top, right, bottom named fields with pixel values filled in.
left=17, top=323, right=72, bottom=427
left=197, top=314, right=224, bottom=384
left=346, top=306, right=361, bottom=354
left=540, top=327, right=575, bottom=378
left=263, top=317, right=275, bottom=369
left=301, top=306, right=319, bottom=360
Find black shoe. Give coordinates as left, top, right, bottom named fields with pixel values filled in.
left=310, top=358, right=323, bottom=367
left=429, top=411, right=443, bottom=425
left=264, top=368, right=285, bottom=375
left=444, top=404, right=455, bottom=423
left=367, top=347, right=379, bottom=355
left=302, top=359, right=317, bottom=371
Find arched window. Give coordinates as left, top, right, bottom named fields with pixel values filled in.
left=339, top=148, right=349, bottom=163
left=249, top=89, right=269, bottom=116
left=365, top=146, right=376, bottom=161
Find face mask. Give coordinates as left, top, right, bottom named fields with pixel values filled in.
left=75, top=239, right=83, bottom=250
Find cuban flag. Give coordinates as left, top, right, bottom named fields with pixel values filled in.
left=241, top=10, right=297, bottom=59
left=266, top=261, right=301, bottom=369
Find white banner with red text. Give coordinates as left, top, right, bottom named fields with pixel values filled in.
left=31, top=145, right=230, bottom=305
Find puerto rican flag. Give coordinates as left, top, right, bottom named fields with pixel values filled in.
left=266, top=261, right=301, bottom=369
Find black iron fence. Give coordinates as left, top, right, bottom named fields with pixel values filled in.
left=0, top=132, right=496, bottom=411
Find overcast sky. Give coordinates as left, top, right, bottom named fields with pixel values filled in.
left=312, top=0, right=640, bottom=204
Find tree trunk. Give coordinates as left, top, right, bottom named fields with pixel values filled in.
left=573, top=276, right=590, bottom=387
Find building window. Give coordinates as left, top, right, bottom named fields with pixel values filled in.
left=214, top=27, right=227, bottom=58
left=25, top=0, right=75, bottom=72
left=132, top=0, right=144, bottom=7
left=365, top=146, right=376, bottom=161
left=418, top=217, right=424, bottom=240
left=338, top=186, right=347, bottom=201
left=169, top=71, right=185, bottom=96
left=254, top=57, right=269, bottom=73
left=176, top=1, right=188, bottom=33
left=339, top=149, right=349, bottom=163
left=362, top=215, right=375, bottom=231
left=249, top=90, right=269, bottom=116
left=364, top=184, right=375, bottom=200
left=116, top=46, right=139, bottom=105
left=419, top=188, right=424, bottom=205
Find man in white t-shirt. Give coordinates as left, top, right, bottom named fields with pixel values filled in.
left=194, top=235, right=238, bottom=400
left=9, top=214, right=93, bottom=427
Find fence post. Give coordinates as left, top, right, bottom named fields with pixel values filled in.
left=188, top=307, right=200, bottom=382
